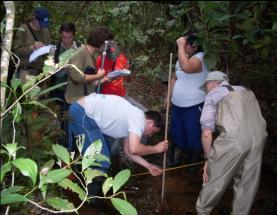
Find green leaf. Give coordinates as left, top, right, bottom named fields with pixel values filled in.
left=1, top=186, right=25, bottom=198
left=28, top=86, right=41, bottom=98
left=40, top=184, right=47, bottom=199
left=111, top=198, right=137, bottom=215
left=0, top=162, right=12, bottom=182
left=0, top=193, right=27, bottom=205
left=11, top=78, right=21, bottom=91
left=58, top=178, right=86, bottom=201
left=52, top=144, right=70, bottom=165
left=45, top=169, right=72, bottom=184
left=43, top=64, right=56, bottom=75
left=93, top=154, right=110, bottom=163
left=22, top=77, right=36, bottom=92
left=82, top=139, right=102, bottom=171
left=59, top=48, right=79, bottom=67
left=84, top=169, right=107, bottom=185
left=12, top=158, right=37, bottom=186
left=12, top=103, right=22, bottom=123
left=113, top=169, right=130, bottom=194
left=46, top=197, right=75, bottom=211
left=102, top=177, right=113, bottom=196
left=3, top=143, right=17, bottom=158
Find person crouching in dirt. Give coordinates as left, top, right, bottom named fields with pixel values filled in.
left=196, top=71, right=267, bottom=214
left=68, top=93, right=168, bottom=201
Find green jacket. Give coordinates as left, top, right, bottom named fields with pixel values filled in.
left=65, top=46, right=97, bottom=104
left=13, top=23, right=50, bottom=73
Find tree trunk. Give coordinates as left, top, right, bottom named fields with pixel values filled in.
left=1, top=1, right=15, bottom=116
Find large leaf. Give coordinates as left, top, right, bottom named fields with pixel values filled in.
left=1, top=186, right=26, bottom=205
left=45, top=169, right=72, bottom=184
left=52, top=144, right=70, bottom=165
left=84, top=168, right=107, bottom=185
left=58, top=178, right=86, bottom=201
left=111, top=198, right=137, bottom=215
left=0, top=162, right=12, bottom=182
left=112, top=169, right=130, bottom=194
left=93, top=154, right=111, bottom=164
left=1, top=186, right=25, bottom=197
left=59, top=48, right=79, bottom=67
left=0, top=193, right=27, bottom=205
left=82, top=139, right=102, bottom=171
left=46, top=197, right=75, bottom=211
left=102, top=177, right=113, bottom=196
left=12, top=158, right=37, bottom=186
left=10, top=78, right=21, bottom=91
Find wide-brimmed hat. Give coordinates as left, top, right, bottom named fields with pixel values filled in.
left=199, top=71, right=228, bottom=91
left=34, top=7, right=50, bottom=28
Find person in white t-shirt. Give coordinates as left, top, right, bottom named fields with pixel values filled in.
left=166, top=31, right=208, bottom=169
left=68, top=93, right=168, bottom=198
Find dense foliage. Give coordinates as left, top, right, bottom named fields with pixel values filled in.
left=6, top=1, right=275, bottom=135
left=1, top=1, right=276, bottom=213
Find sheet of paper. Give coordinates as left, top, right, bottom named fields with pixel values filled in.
left=107, top=70, right=131, bottom=78
left=29, top=44, right=56, bottom=63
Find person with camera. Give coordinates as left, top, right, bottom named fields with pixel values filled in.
left=166, top=31, right=208, bottom=169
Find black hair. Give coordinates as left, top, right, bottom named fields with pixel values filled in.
left=183, top=31, right=203, bottom=53
left=145, top=110, right=162, bottom=129
left=60, top=22, right=76, bottom=35
left=87, top=26, right=114, bottom=48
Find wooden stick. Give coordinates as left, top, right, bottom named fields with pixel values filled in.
left=161, top=53, right=173, bottom=201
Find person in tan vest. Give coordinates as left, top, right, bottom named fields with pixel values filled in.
left=12, top=7, right=51, bottom=82
left=196, top=71, right=267, bottom=214
left=65, top=26, right=113, bottom=104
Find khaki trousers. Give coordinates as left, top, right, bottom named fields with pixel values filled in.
left=196, top=90, right=267, bottom=215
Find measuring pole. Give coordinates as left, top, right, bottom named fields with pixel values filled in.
left=97, top=40, right=108, bottom=93
left=161, top=53, right=173, bottom=201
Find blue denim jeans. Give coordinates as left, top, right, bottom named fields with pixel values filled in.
left=68, top=102, right=111, bottom=172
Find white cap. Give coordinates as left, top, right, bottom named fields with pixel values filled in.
left=199, top=71, right=228, bottom=91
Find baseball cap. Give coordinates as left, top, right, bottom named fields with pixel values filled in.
left=199, top=71, right=228, bottom=91
left=34, top=7, right=50, bottom=28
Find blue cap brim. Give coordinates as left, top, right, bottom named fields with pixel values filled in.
left=38, top=20, right=49, bottom=28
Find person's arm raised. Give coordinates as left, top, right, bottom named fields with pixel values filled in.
left=176, top=36, right=202, bottom=73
